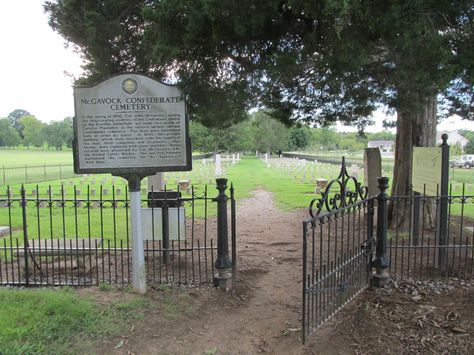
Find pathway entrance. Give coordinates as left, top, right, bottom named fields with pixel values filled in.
left=92, top=188, right=473, bottom=354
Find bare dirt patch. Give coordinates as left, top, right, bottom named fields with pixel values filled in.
left=90, top=190, right=474, bottom=354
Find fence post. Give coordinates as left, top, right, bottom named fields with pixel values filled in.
left=21, top=185, right=30, bottom=286
left=214, top=178, right=233, bottom=290
left=371, top=176, right=390, bottom=287
left=230, top=182, right=237, bottom=281
left=437, top=134, right=450, bottom=271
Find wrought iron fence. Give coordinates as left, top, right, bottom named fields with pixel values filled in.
left=0, top=182, right=236, bottom=287
left=387, top=191, right=474, bottom=281
left=302, top=158, right=374, bottom=343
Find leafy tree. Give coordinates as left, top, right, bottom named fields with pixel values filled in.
left=43, top=122, right=65, bottom=150
left=288, top=127, right=311, bottom=151
left=7, top=109, right=30, bottom=138
left=60, top=117, right=74, bottom=148
left=250, top=111, right=289, bottom=153
left=368, top=132, right=396, bottom=142
left=0, top=118, right=21, bottom=147
left=339, top=133, right=368, bottom=152
left=311, top=128, right=340, bottom=151
left=20, top=115, right=45, bottom=148
left=45, top=1, right=474, bottom=225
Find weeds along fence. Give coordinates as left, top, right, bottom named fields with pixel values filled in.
left=1, top=153, right=214, bottom=185
left=0, top=182, right=236, bottom=287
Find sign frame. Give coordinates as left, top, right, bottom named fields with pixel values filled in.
left=72, top=73, right=192, bottom=176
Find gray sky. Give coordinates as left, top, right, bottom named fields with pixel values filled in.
left=0, top=1, right=470, bottom=132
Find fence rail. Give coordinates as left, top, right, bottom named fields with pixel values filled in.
left=0, top=182, right=236, bottom=287
left=1, top=153, right=215, bottom=185
left=387, top=193, right=474, bottom=281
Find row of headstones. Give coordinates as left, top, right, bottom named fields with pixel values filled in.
left=263, top=157, right=367, bottom=192
left=166, top=153, right=241, bottom=182
left=265, top=157, right=364, bottom=178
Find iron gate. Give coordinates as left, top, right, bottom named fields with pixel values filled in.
left=302, top=158, right=375, bottom=343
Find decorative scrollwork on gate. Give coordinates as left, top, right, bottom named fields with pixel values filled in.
left=309, top=157, right=368, bottom=217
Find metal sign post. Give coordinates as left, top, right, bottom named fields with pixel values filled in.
left=127, top=174, right=146, bottom=293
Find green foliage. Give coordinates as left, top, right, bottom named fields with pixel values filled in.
left=45, top=1, right=474, bottom=124
left=288, top=127, right=311, bottom=150
left=8, top=109, right=30, bottom=138
left=0, top=118, right=21, bottom=147
left=310, top=127, right=340, bottom=150
left=20, top=115, right=45, bottom=148
left=250, top=111, right=289, bottom=152
left=43, top=118, right=74, bottom=150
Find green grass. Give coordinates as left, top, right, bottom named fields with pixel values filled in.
left=0, top=287, right=147, bottom=354
left=0, top=150, right=74, bottom=167
left=1, top=157, right=474, bottom=246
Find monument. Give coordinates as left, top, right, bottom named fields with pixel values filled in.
left=73, top=73, right=192, bottom=293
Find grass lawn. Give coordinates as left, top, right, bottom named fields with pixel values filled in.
left=1, top=156, right=473, bottom=245
left=0, top=285, right=191, bottom=354
left=0, top=149, right=74, bottom=167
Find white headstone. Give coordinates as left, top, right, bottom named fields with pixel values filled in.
left=215, top=154, right=222, bottom=176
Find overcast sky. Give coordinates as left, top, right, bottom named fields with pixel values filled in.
left=0, top=1, right=471, bottom=132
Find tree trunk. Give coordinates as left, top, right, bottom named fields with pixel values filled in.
left=389, top=94, right=437, bottom=229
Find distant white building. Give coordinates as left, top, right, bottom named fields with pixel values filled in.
left=436, top=130, right=469, bottom=150
left=367, top=140, right=395, bottom=152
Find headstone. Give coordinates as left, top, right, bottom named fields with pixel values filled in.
left=103, top=188, right=109, bottom=195
left=350, top=164, right=360, bottom=179
left=0, top=226, right=10, bottom=236
left=116, top=188, right=122, bottom=196
left=215, top=154, right=222, bottom=176
left=364, top=148, right=382, bottom=197
left=232, top=154, right=236, bottom=165
left=31, top=189, right=37, bottom=196
left=76, top=189, right=81, bottom=195
left=90, top=189, right=96, bottom=196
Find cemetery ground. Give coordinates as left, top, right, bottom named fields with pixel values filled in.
left=1, top=188, right=473, bottom=354
left=1, top=155, right=474, bottom=353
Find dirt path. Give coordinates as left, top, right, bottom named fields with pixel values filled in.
left=98, top=189, right=308, bottom=354
left=96, top=189, right=474, bottom=355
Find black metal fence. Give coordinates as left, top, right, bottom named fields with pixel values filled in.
left=302, top=155, right=474, bottom=343
left=302, top=159, right=374, bottom=343
left=0, top=181, right=236, bottom=287
left=387, top=191, right=474, bottom=281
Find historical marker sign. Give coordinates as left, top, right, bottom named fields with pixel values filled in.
left=412, top=147, right=442, bottom=195
left=73, top=73, right=191, bottom=175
